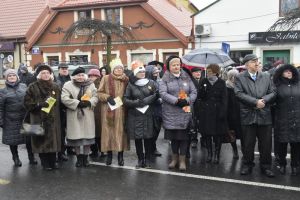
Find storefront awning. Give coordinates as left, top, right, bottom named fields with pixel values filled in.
left=0, top=42, right=15, bottom=52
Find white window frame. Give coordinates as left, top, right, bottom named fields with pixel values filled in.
left=65, top=51, right=91, bottom=63
left=98, top=50, right=120, bottom=68
left=101, top=7, right=123, bottom=25
left=158, top=48, right=183, bottom=62
left=43, top=53, right=62, bottom=65
left=126, top=48, right=156, bottom=69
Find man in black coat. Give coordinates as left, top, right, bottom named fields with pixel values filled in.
left=56, top=63, right=72, bottom=161
left=234, top=54, right=276, bottom=177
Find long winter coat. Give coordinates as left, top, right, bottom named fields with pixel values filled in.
left=124, top=78, right=158, bottom=139
left=93, top=78, right=102, bottom=137
left=226, top=83, right=242, bottom=138
left=98, top=73, right=129, bottom=152
left=234, top=71, right=275, bottom=125
left=273, top=65, right=300, bottom=143
left=24, top=80, right=61, bottom=153
left=159, top=70, right=197, bottom=130
left=0, top=82, right=27, bottom=145
left=197, top=78, right=227, bottom=136
left=61, top=80, right=98, bottom=141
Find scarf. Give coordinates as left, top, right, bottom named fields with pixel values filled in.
left=208, top=75, right=218, bottom=85
left=135, top=78, right=149, bottom=86
left=107, top=73, right=128, bottom=127
left=5, top=80, right=19, bottom=88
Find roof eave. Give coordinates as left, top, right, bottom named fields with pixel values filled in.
left=141, top=3, right=190, bottom=46
left=191, top=0, right=221, bottom=17
left=52, top=0, right=148, bottom=10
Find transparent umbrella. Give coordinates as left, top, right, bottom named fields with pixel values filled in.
left=182, top=48, right=235, bottom=68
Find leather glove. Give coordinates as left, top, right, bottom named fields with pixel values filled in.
left=176, top=99, right=189, bottom=108
left=107, top=96, right=116, bottom=105
left=137, top=99, right=146, bottom=107
left=37, top=102, right=49, bottom=109
left=78, top=101, right=91, bottom=108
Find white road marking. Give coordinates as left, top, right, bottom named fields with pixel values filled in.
left=0, top=178, right=10, bottom=185
left=254, top=152, right=290, bottom=159
left=90, top=162, right=300, bottom=192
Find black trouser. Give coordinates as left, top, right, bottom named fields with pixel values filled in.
left=241, top=125, right=272, bottom=170
left=278, top=142, right=300, bottom=167
left=135, top=139, right=152, bottom=160
left=39, top=153, right=57, bottom=168
left=60, top=109, right=67, bottom=154
left=151, top=116, right=162, bottom=153
left=171, top=140, right=188, bottom=156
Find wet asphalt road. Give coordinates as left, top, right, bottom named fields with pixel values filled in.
left=0, top=130, right=300, bottom=200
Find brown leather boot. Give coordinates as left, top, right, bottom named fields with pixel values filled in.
left=179, top=155, right=186, bottom=171
left=168, top=154, right=178, bottom=169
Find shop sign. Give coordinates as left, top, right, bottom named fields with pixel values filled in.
left=32, top=47, right=40, bottom=55
left=249, top=31, right=300, bottom=44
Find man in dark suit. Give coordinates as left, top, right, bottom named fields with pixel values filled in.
left=234, top=54, right=276, bottom=177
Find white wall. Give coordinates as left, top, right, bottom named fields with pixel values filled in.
left=194, top=0, right=300, bottom=65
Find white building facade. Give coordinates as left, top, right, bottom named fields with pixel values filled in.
left=194, top=0, right=300, bottom=66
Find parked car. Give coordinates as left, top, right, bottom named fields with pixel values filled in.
left=51, top=63, right=99, bottom=76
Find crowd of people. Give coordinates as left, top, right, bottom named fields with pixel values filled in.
left=0, top=53, right=299, bottom=178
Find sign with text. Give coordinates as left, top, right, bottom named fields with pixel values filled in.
left=32, top=47, right=40, bottom=55
left=249, top=31, right=300, bottom=44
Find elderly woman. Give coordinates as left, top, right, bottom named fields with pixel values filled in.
left=24, top=65, right=61, bottom=170
left=273, top=64, right=300, bottom=176
left=159, top=55, right=197, bottom=171
left=0, top=69, right=37, bottom=167
left=98, top=58, right=129, bottom=166
left=198, top=64, right=227, bottom=164
left=226, top=69, right=242, bottom=159
left=124, top=61, right=158, bottom=168
left=61, top=67, right=98, bottom=167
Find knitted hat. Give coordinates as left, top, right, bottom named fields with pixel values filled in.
left=131, top=60, right=145, bottom=76
left=4, top=69, right=19, bottom=80
left=72, top=67, right=85, bottom=76
left=165, top=55, right=182, bottom=71
left=110, top=58, right=124, bottom=71
left=88, top=68, right=101, bottom=77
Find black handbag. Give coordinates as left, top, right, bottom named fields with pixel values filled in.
left=20, top=112, right=45, bottom=137
left=222, top=130, right=236, bottom=143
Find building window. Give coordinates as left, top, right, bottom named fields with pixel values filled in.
left=280, top=0, right=300, bottom=16
left=78, top=10, right=91, bottom=20
left=105, top=8, right=120, bottom=24
left=69, top=55, right=88, bottom=64
left=131, top=53, right=153, bottom=66
left=162, top=52, right=179, bottom=63
left=47, top=56, right=59, bottom=66
left=230, top=50, right=253, bottom=65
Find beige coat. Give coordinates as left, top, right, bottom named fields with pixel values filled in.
left=61, top=80, right=98, bottom=140
left=98, top=73, right=129, bottom=152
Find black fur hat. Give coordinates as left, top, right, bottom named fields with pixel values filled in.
left=273, top=64, right=299, bottom=86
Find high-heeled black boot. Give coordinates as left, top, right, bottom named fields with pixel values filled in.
left=75, top=155, right=83, bottom=167
left=118, top=151, right=124, bottom=166
left=83, top=155, right=90, bottom=167
left=213, top=137, right=222, bottom=164
left=10, top=145, right=22, bottom=167
left=205, top=138, right=212, bottom=163
left=106, top=151, right=113, bottom=166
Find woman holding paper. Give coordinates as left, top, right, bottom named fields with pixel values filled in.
left=61, top=67, right=98, bottom=168
left=24, top=65, right=61, bottom=170
left=98, top=58, right=129, bottom=166
left=124, top=60, right=158, bottom=168
left=159, top=55, right=197, bottom=171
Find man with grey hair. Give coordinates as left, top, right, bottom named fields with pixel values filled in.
left=234, top=54, right=276, bottom=177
